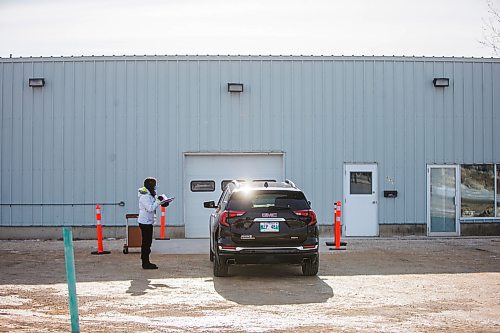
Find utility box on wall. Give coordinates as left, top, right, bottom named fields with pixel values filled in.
left=384, top=190, right=398, bottom=198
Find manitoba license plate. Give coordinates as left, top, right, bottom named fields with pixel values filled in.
left=260, top=221, right=279, bottom=233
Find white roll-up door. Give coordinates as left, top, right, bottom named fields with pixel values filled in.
left=184, top=153, right=284, bottom=238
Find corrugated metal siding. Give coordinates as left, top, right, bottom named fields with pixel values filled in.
left=1, top=56, right=499, bottom=227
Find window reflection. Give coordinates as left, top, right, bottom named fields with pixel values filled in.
left=460, top=165, right=495, bottom=217
left=497, top=165, right=500, bottom=217
left=430, top=168, right=456, bottom=232
left=350, top=172, right=372, bottom=194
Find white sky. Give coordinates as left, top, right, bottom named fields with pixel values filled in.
left=0, top=0, right=497, bottom=58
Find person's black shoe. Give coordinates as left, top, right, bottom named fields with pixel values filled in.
left=142, top=262, right=158, bottom=270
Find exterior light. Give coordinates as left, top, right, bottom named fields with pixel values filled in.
left=29, top=78, right=45, bottom=87
left=228, top=83, right=243, bottom=93
left=433, top=78, right=449, bottom=87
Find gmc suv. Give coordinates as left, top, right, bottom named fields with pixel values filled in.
left=204, top=180, right=319, bottom=277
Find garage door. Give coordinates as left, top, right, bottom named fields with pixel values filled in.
left=184, top=154, right=284, bottom=238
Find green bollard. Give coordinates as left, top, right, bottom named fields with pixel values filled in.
left=63, top=227, right=80, bottom=333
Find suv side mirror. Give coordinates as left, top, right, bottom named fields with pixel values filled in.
left=204, top=200, right=216, bottom=208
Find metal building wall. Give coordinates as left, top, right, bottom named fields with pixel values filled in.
left=1, top=56, right=499, bottom=227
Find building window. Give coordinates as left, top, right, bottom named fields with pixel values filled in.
left=460, top=164, right=495, bottom=218
left=221, top=180, right=245, bottom=191
left=190, top=180, right=215, bottom=192
left=350, top=172, right=372, bottom=195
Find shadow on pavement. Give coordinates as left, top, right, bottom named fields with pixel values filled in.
left=213, top=264, right=333, bottom=305
left=126, top=278, right=176, bottom=296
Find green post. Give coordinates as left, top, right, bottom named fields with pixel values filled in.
left=63, top=227, right=80, bottom=333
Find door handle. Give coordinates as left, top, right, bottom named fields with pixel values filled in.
left=372, top=201, right=377, bottom=204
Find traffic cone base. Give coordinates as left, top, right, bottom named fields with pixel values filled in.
left=325, top=241, right=347, bottom=247
left=91, top=250, right=111, bottom=255
left=327, top=201, right=347, bottom=251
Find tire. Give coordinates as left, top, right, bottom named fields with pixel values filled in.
left=210, top=249, right=214, bottom=262
left=213, top=251, right=229, bottom=277
left=302, top=257, right=319, bottom=276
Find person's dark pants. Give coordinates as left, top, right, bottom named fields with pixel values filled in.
left=139, top=223, right=153, bottom=263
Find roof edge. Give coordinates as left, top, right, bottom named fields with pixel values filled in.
left=1, top=54, right=500, bottom=63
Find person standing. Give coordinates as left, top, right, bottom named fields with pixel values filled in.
left=137, top=177, right=163, bottom=269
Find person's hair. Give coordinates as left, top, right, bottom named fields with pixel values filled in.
left=144, top=177, right=157, bottom=196
left=144, top=177, right=157, bottom=188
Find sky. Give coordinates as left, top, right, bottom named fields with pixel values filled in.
left=0, top=0, right=497, bottom=58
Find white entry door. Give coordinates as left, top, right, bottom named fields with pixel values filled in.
left=184, top=153, right=284, bottom=238
left=344, top=163, right=378, bottom=236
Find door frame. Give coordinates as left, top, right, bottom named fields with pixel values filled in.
left=343, top=162, right=379, bottom=237
left=426, top=164, right=460, bottom=237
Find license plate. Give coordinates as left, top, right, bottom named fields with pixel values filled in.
left=260, top=222, right=280, bottom=233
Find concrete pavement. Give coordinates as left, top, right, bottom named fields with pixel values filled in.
left=151, top=237, right=342, bottom=254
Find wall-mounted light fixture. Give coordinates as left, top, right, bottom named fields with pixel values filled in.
left=29, top=78, right=45, bottom=87
left=433, top=78, right=449, bottom=87
left=228, top=83, right=243, bottom=93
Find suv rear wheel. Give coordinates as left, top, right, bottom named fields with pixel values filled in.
left=213, top=250, right=229, bottom=277
left=301, top=257, right=319, bottom=276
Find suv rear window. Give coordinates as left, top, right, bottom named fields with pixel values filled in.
left=227, top=190, right=310, bottom=210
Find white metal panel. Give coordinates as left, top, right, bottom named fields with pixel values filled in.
left=11, top=62, right=23, bottom=225
left=183, top=154, right=284, bottom=238
left=1, top=63, right=13, bottom=225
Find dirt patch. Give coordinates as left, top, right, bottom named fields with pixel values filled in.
left=0, top=238, right=499, bottom=332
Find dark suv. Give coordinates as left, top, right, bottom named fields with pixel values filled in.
left=204, top=180, right=319, bottom=277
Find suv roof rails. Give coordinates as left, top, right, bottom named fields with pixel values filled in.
left=285, top=179, right=296, bottom=188
left=229, top=179, right=297, bottom=190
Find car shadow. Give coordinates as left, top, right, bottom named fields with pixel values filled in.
left=213, top=264, right=333, bottom=305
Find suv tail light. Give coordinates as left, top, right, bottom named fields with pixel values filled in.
left=219, top=210, right=246, bottom=226
left=293, top=210, right=317, bottom=226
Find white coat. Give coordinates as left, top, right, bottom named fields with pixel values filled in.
left=137, top=187, right=160, bottom=225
